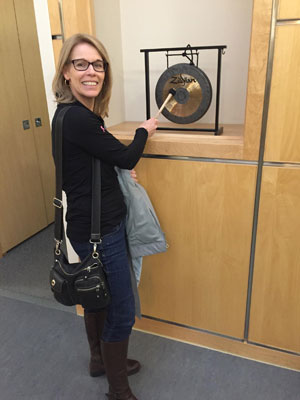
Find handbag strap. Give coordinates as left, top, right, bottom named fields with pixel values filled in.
left=53, top=106, right=102, bottom=251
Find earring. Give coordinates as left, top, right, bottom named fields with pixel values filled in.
left=64, top=79, right=70, bottom=86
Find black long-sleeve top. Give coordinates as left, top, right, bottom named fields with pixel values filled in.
left=51, top=101, right=148, bottom=242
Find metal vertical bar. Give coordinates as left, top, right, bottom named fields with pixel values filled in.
left=214, top=48, right=223, bottom=135
left=243, top=0, right=279, bottom=341
left=58, top=0, right=65, bottom=42
left=144, top=51, right=151, bottom=119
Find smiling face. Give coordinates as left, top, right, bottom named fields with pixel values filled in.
left=63, top=42, right=105, bottom=110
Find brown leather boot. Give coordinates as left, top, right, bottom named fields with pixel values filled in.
left=84, top=311, right=141, bottom=377
left=84, top=310, right=106, bottom=377
left=101, top=338, right=138, bottom=400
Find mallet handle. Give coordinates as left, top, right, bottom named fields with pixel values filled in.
left=154, top=92, right=173, bottom=119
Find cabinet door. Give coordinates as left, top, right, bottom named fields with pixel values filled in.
left=249, top=167, right=300, bottom=353
left=0, top=0, right=48, bottom=252
left=264, top=25, right=300, bottom=162
left=14, top=0, right=55, bottom=224
left=278, top=0, right=300, bottom=19
left=136, top=159, right=257, bottom=339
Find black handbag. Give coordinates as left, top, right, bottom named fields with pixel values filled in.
left=49, top=106, right=111, bottom=309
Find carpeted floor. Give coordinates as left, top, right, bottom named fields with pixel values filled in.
left=0, top=225, right=73, bottom=313
left=1, top=296, right=300, bottom=400
left=0, top=226, right=300, bottom=399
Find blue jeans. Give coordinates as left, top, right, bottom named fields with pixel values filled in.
left=70, top=220, right=135, bottom=342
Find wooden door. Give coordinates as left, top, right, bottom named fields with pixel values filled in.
left=249, top=167, right=300, bottom=353
left=14, top=0, right=55, bottom=224
left=0, top=0, right=48, bottom=252
left=264, top=24, right=300, bottom=162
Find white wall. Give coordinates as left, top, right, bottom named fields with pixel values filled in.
left=33, top=0, right=56, bottom=123
left=119, top=0, right=254, bottom=124
left=33, top=0, right=78, bottom=262
left=93, top=0, right=126, bottom=127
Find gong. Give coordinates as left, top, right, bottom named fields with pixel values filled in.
left=155, top=63, right=212, bottom=124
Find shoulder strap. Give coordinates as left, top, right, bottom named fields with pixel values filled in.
left=53, top=106, right=101, bottom=247
left=91, top=157, right=101, bottom=243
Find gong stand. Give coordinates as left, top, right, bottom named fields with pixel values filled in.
left=140, top=45, right=227, bottom=135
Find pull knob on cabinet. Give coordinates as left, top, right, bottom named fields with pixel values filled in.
left=22, top=118, right=42, bottom=130
left=22, top=120, right=30, bottom=130
left=35, top=117, right=42, bottom=127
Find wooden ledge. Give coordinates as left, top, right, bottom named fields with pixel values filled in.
left=109, top=121, right=244, bottom=160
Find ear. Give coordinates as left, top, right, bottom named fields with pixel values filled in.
left=63, top=65, right=70, bottom=81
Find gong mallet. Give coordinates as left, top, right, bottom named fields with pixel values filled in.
left=154, top=88, right=176, bottom=118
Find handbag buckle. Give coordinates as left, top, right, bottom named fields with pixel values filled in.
left=54, top=239, right=62, bottom=255
left=89, top=239, right=102, bottom=258
left=53, top=197, right=63, bottom=208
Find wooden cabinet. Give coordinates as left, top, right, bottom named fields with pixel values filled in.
left=278, top=0, right=300, bottom=19
left=47, top=0, right=95, bottom=65
left=249, top=167, right=300, bottom=353
left=264, top=24, right=300, bottom=162
left=0, top=0, right=54, bottom=253
left=136, top=158, right=257, bottom=339
left=249, top=10, right=300, bottom=353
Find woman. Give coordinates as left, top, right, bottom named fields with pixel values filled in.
left=52, top=33, right=157, bottom=400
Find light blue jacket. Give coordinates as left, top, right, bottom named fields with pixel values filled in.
left=115, top=168, right=167, bottom=284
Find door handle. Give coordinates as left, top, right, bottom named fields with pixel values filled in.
left=35, top=117, right=42, bottom=127
left=22, top=120, right=30, bottom=130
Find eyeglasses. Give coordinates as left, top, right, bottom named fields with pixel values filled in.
left=71, top=58, right=107, bottom=72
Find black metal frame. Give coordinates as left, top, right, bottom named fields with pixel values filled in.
left=140, top=45, right=227, bottom=135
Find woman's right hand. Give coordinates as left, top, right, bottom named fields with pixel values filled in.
left=139, top=118, right=158, bottom=138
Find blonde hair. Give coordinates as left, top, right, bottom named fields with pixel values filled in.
left=52, top=33, right=112, bottom=118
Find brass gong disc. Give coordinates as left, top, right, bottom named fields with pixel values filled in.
left=155, top=63, right=212, bottom=124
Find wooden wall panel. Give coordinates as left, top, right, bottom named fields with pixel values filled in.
left=62, top=0, right=95, bottom=38
left=243, top=0, right=273, bottom=160
left=249, top=167, right=300, bottom=353
left=52, top=39, right=63, bottom=67
left=47, top=0, right=61, bottom=34
left=136, top=159, right=257, bottom=339
left=264, top=25, right=300, bottom=162
left=15, top=0, right=55, bottom=223
left=278, top=0, right=300, bottom=19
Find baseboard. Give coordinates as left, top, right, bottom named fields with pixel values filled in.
left=133, top=316, right=300, bottom=372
